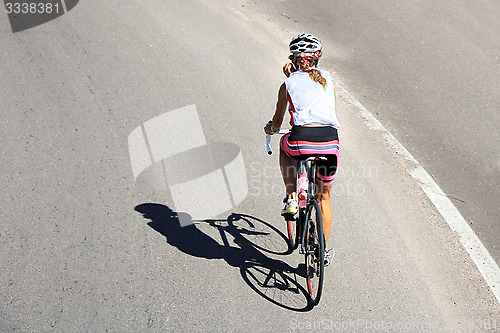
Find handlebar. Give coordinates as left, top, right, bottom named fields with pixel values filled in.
left=266, top=129, right=290, bottom=155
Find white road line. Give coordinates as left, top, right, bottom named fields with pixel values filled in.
left=333, top=81, right=500, bottom=304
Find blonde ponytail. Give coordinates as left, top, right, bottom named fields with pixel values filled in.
left=308, top=69, right=327, bottom=90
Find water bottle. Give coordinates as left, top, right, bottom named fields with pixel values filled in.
left=297, top=168, right=309, bottom=208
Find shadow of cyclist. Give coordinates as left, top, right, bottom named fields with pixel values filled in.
left=135, top=203, right=236, bottom=261
left=135, top=203, right=312, bottom=311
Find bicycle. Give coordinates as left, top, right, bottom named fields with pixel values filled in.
left=266, top=132, right=326, bottom=306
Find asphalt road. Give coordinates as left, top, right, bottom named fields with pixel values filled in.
left=1, top=0, right=499, bottom=332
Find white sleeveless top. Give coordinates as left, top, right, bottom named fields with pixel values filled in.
left=284, top=68, right=340, bottom=129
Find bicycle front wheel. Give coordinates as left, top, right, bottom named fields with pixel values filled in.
left=304, top=198, right=325, bottom=306
left=286, top=214, right=301, bottom=251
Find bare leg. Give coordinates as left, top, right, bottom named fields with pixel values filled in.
left=316, top=181, right=333, bottom=248
left=279, top=136, right=296, bottom=196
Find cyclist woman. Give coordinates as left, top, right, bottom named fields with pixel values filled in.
left=264, top=33, right=340, bottom=265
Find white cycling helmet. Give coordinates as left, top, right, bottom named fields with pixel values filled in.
left=289, top=33, right=322, bottom=58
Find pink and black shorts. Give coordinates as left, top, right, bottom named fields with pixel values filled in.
left=281, top=126, right=339, bottom=185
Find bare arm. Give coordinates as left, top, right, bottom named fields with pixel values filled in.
left=264, top=83, right=287, bottom=134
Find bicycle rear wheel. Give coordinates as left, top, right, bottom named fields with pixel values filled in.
left=304, top=199, right=324, bottom=305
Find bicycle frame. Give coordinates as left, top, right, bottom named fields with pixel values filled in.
left=297, top=158, right=323, bottom=253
